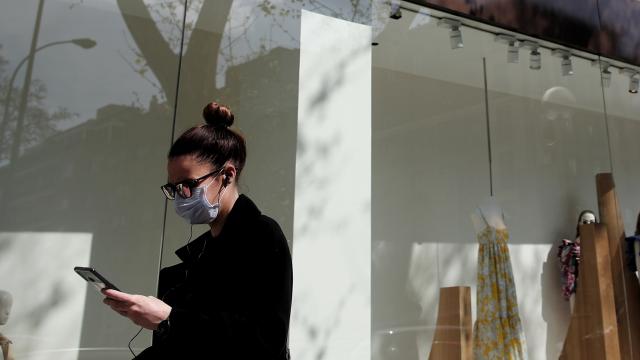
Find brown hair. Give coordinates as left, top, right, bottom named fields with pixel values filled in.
left=168, top=102, right=246, bottom=179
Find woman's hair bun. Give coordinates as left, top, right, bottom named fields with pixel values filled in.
left=202, top=101, right=234, bottom=128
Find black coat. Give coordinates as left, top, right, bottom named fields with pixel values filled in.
left=135, top=194, right=293, bottom=359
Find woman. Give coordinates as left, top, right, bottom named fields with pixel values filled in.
left=102, top=102, right=293, bottom=359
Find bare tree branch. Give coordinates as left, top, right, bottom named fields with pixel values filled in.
left=116, top=0, right=178, bottom=101
left=177, top=0, right=234, bottom=112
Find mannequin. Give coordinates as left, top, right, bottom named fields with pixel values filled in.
left=471, top=196, right=506, bottom=233
left=559, top=210, right=596, bottom=310
left=575, top=210, right=597, bottom=239
left=0, top=290, right=14, bottom=360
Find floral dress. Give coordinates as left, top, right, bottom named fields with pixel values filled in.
left=558, top=238, right=581, bottom=300
left=473, top=210, right=527, bottom=360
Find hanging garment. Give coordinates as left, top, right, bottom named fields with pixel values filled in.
left=557, top=238, right=581, bottom=300
left=625, top=235, right=640, bottom=272
left=473, top=209, right=527, bottom=360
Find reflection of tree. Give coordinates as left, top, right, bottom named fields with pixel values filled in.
left=116, top=0, right=231, bottom=121
left=115, top=0, right=372, bottom=123
left=111, top=3, right=373, bottom=359
left=0, top=45, right=75, bottom=162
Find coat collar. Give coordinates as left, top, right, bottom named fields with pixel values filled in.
left=174, top=194, right=261, bottom=263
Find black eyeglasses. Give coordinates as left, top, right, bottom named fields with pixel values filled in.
left=161, top=168, right=223, bottom=200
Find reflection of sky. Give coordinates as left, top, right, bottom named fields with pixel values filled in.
left=1, top=0, right=303, bottom=125
left=0, top=0, right=162, bottom=130
left=216, top=0, right=376, bottom=88
left=0, top=0, right=383, bottom=128
left=216, top=0, right=301, bottom=88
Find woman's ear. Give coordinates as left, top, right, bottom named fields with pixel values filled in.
left=223, top=165, right=237, bottom=186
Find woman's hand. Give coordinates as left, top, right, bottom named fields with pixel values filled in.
left=102, top=289, right=172, bottom=330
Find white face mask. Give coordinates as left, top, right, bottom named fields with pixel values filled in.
left=174, top=180, right=224, bottom=224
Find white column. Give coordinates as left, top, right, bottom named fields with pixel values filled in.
left=291, top=9, right=372, bottom=360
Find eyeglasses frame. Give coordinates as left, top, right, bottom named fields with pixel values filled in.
left=161, top=167, right=224, bottom=200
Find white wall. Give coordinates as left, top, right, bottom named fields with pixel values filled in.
left=0, top=232, right=91, bottom=360
left=291, top=9, right=372, bottom=360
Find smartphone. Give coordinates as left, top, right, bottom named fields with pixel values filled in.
left=74, top=267, right=120, bottom=292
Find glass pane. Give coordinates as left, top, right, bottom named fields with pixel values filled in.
left=485, top=32, right=611, bottom=359
left=162, top=2, right=374, bottom=359
left=0, top=0, right=179, bottom=357
left=372, top=1, right=625, bottom=359
left=603, top=61, right=640, bottom=236
left=161, top=0, right=301, bottom=265
left=601, top=57, right=640, bottom=360
left=372, top=4, right=490, bottom=359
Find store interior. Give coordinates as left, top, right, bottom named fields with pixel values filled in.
left=371, top=3, right=640, bottom=359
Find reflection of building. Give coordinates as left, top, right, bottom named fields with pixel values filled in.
left=0, top=100, right=170, bottom=233
left=0, top=43, right=300, bottom=242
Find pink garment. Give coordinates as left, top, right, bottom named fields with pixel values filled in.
left=558, top=238, right=580, bottom=300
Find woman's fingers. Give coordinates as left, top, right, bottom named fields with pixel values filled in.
left=103, top=297, right=130, bottom=312
left=102, top=288, right=135, bottom=303
left=102, top=292, right=171, bottom=330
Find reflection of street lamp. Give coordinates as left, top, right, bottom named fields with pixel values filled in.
left=0, top=38, right=96, bottom=163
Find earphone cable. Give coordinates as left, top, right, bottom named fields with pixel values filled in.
left=128, top=326, right=144, bottom=358
left=185, top=224, right=194, bottom=256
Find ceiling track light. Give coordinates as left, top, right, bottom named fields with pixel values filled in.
left=389, top=2, right=402, bottom=19
left=437, top=18, right=463, bottom=49
left=620, top=68, right=640, bottom=94
left=591, top=60, right=612, bottom=87
left=552, top=49, right=573, bottom=76
left=631, top=77, right=640, bottom=94
left=521, top=40, right=541, bottom=70
left=495, top=34, right=519, bottom=64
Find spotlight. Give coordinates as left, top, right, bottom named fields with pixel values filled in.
left=507, top=42, right=519, bottom=63
left=522, top=41, right=541, bottom=70
left=591, top=60, right=612, bottom=87
left=552, top=49, right=573, bottom=76
left=495, top=34, right=519, bottom=63
left=437, top=18, right=463, bottom=49
left=602, top=68, right=612, bottom=87
left=450, top=27, right=463, bottom=49
left=389, top=3, right=402, bottom=19
left=630, top=77, right=639, bottom=93
left=561, top=56, right=573, bottom=76
left=620, top=68, right=640, bottom=94
left=530, top=50, right=541, bottom=70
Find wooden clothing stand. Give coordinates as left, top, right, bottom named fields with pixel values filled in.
left=561, top=173, right=640, bottom=359
left=429, top=286, right=472, bottom=360
left=559, top=223, right=620, bottom=359
left=597, top=173, right=640, bottom=359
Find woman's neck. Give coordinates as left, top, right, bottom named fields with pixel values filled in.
left=209, top=187, right=239, bottom=237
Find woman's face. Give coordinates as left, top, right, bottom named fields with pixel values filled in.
left=167, top=155, right=224, bottom=206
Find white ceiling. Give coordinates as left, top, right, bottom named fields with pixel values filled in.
left=372, top=2, right=640, bottom=120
